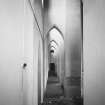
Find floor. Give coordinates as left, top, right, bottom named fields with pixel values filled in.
left=41, top=75, right=83, bottom=105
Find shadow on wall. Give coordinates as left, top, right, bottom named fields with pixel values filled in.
left=44, top=0, right=50, bottom=11
left=70, top=41, right=81, bottom=77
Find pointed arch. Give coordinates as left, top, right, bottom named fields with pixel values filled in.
left=50, top=40, right=59, bottom=46
left=45, top=25, right=64, bottom=40
left=49, top=46, right=56, bottom=50
left=48, top=44, right=57, bottom=50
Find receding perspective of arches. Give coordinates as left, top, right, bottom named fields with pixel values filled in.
left=41, top=0, right=83, bottom=105
left=44, top=26, right=65, bottom=100
left=1, top=0, right=105, bottom=105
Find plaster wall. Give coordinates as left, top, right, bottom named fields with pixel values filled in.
left=84, top=0, right=105, bottom=105
left=0, top=0, right=43, bottom=105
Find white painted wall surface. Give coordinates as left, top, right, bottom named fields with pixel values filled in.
left=65, top=0, right=81, bottom=77
left=23, top=0, right=34, bottom=105
left=0, top=0, right=43, bottom=105
left=84, top=0, right=105, bottom=105
left=0, top=0, right=24, bottom=105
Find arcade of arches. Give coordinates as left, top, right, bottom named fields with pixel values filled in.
left=0, top=0, right=105, bottom=105
left=38, top=0, right=83, bottom=104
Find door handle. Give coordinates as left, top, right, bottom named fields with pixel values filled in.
left=23, top=63, right=27, bottom=69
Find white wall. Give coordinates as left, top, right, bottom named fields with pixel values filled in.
left=0, top=0, right=24, bottom=105
left=65, top=0, right=81, bottom=77
left=33, top=0, right=43, bottom=104
left=0, top=0, right=43, bottom=105
left=84, top=0, right=105, bottom=105
left=58, top=46, right=65, bottom=85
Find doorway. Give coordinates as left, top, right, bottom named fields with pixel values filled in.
left=42, top=0, right=83, bottom=105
